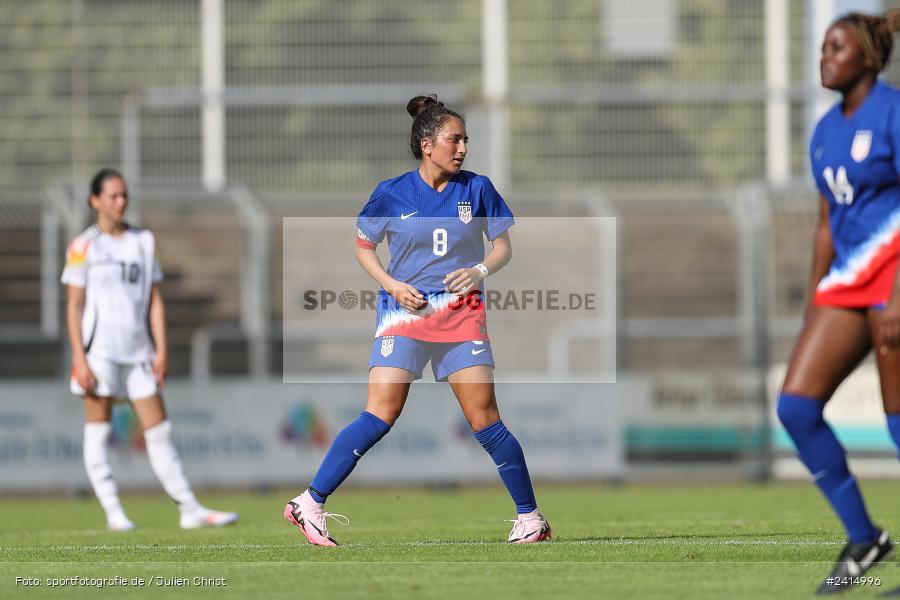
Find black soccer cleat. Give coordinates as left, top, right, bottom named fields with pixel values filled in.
left=816, top=529, right=893, bottom=595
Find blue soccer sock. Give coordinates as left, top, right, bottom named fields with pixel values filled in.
left=886, top=414, right=900, bottom=457
left=777, top=392, right=877, bottom=543
left=474, top=420, right=538, bottom=514
left=308, top=411, right=390, bottom=504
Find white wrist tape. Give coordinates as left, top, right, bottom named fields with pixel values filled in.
left=473, top=263, right=489, bottom=279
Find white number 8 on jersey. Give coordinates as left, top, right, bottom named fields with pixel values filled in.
left=433, top=228, right=447, bottom=256
left=823, top=166, right=855, bottom=205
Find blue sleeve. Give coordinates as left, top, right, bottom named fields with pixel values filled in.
left=808, top=133, right=817, bottom=176
left=481, top=177, right=514, bottom=240
left=891, top=103, right=900, bottom=176
left=808, top=120, right=830, bottom=197
left=356, top=186, right=390, bottom=244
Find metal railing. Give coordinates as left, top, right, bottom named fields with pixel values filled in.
left=5, top=182, right=822, bottom=382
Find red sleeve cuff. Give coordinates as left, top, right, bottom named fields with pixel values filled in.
left=355, top=237, right=377, bottom=250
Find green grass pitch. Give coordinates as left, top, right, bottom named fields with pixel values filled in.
left=2, top=482, right=900, bottom=599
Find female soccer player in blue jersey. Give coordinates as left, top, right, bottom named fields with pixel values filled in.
left=776, top=11, right=900, bottom=594
left=284, top=95, right=551, bottom=546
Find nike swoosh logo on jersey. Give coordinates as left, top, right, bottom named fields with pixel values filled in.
left=400, top=212, right=418, bottom=220
left=472, top=349, right=487, bottom=355
left=353, top=449, right=363, bottom=457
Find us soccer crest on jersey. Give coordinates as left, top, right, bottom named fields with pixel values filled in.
left=850, top=130, right=872, bottom=163
left=458, top=201, right=472, bottom=224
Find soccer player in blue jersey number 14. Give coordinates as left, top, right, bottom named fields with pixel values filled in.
left=776, top=11, right=900, bottom=595
left=283, top=95, right=551, bottom=546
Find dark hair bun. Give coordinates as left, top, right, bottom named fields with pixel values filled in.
left=886, top=9, right=900, bottom=33
left=407, top=94, right=442, bottom=119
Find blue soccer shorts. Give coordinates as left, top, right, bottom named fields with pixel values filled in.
left=368, top=336, right=494, bottom=381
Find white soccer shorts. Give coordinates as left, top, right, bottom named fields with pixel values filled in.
left=70, top=355, right=158, bottom=400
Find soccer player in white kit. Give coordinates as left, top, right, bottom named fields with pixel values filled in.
left=63, top=168, right=238, bottom=531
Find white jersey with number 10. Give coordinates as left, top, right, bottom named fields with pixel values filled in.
left=61, top=224, right=163, bottom=364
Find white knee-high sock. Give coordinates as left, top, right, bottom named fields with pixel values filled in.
left=83, top=422, right=128, bottom=523
left=143, top=420, right=201, bottom=513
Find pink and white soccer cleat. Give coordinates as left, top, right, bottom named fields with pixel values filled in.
left=107, top=517, right=136, bottom=532
left=179, top=507, right=239, bottom=529
left=507, top=513, right=552, bottom=544
left=283, top=493, right=349, bottom=547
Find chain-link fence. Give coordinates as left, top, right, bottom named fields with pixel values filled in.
left=9, top=1, right=900, bottom=195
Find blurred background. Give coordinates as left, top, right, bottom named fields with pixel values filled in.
left=1, top=0, right=898, bottom=492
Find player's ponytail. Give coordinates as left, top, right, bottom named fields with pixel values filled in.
left=407, top=94, right=464, bottom=160
left=87, top=168, right=125, bottom=207
left=882, top=9, right=900, bottom=35
left=837, top=10, right=900, bottom=72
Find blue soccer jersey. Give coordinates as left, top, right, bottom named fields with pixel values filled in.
left=356, top=169, right=514, bottom=342
left=810, top=80, right=900, bottom=307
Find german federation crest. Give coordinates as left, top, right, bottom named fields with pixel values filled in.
left=458, top=202, right=472, bottom=224
left=850, top=130, right=872, bottom=163
left=380, top=336, right=394, bottom=357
